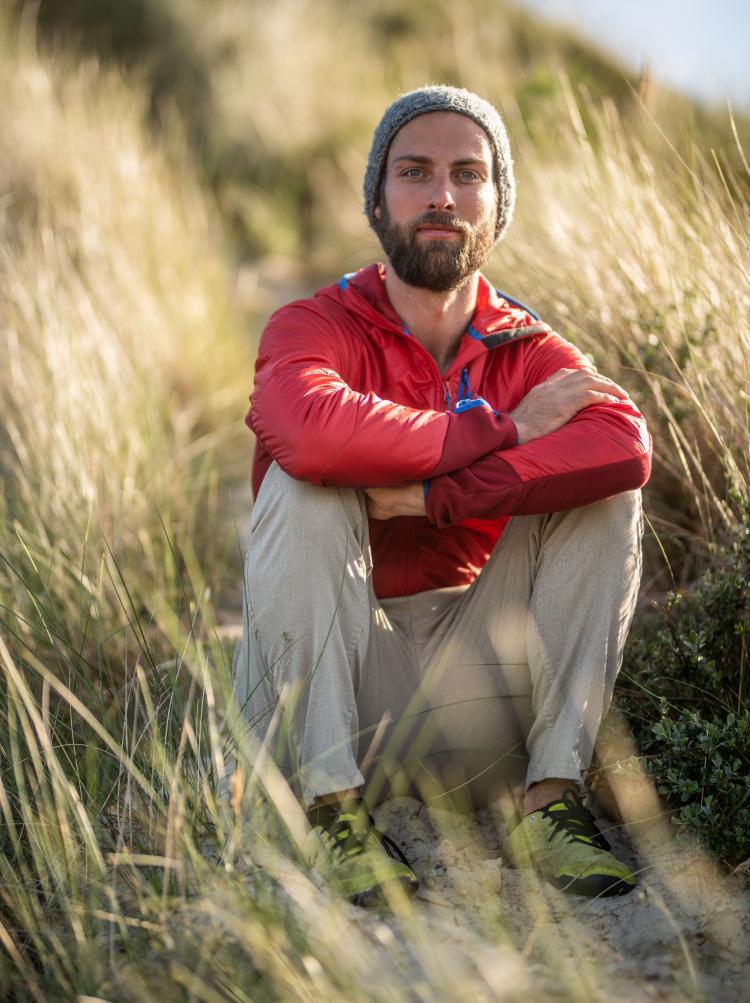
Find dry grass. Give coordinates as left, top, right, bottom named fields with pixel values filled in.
left=1, top=4, right=749, bottom=1000
left=491, top=81, right=750, bottom=581
left=0, top=31, right=250, bottom=681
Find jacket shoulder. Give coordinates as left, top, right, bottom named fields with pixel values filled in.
left=478, top=287, right=553, bottom=348
left=261, top=279, right=351, bottom=336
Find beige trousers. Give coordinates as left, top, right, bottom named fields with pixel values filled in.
left=232, top=463, right=642, bottom=808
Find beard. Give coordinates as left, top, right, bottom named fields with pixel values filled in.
left=373, top=202, right=496, bottom=293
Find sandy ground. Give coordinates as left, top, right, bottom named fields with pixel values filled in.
left=354, top=795, right=750, bottom=1002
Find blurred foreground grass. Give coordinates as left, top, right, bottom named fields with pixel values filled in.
left=0, top=2, right=749, bottom=999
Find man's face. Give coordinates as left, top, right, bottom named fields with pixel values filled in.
left=373, top=111, right=497, bottom=293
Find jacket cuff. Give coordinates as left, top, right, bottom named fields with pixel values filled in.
left=429, top=405, right=518, bottom=478
left=426, top=457, right=522, bottom=527
left=426, top=452, right=652, bottom=528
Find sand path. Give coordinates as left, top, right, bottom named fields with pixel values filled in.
left=352, top=795, right=750, bottom=1002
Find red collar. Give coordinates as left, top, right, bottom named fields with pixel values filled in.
left=347, top=262, right=507, bottom=337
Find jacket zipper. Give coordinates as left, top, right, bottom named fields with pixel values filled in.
left=399, top=323, right=460, bottom=412
left=443, top=367, right=472, bottom=412
left=458, top=366, right=471, bottom=403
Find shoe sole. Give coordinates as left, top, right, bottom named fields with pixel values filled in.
left=502, top=839, right=636, bottom=898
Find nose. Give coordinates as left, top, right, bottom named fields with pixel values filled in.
left=426, top=175, right=456, bottom=212
left=427, top=190, right=456, bottom=212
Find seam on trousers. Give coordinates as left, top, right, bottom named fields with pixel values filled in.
left=233, top=579, right=281, bottom=715
left=343, top=563, right=374, bottom=700
left=403, top=595, right=424, bottom=672
left=245, top=593, right=282, bottom=701
left=529, top=617, right=561, bottom=734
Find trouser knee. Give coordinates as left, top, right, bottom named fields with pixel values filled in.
left=244, top=461, right=371, bottom=639
left=561, top=489, right=643, bottom=555
left=600, top=488, right=642, bottom=528
left=251, top=462, right=366, bottom=537
left=597, top=489, right=643, bottom=557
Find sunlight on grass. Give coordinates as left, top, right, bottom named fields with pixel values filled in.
left=1, top=4, right=749, bottom=1000
left=0, top=30, right=250, bottom=680
left=492, top=78, right=750, bottom=578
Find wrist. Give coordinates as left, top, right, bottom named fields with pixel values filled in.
left=512, top=418, right=529, bottom=445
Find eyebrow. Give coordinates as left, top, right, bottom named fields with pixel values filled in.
left=391, top=154, right=489, bottom=167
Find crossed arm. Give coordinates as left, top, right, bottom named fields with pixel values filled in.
left=365, top=367, right=635, bottom=519
left=249, top=307, right=651, bottom=524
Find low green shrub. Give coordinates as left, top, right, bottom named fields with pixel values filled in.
left=618, top=521, right=750, bottom=864
left=641, top=708, right=750, bottom=864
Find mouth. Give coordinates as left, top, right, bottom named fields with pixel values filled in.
left=416, top=225, right=462, bottom=240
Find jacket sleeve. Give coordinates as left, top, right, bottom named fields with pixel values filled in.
left=425, top=333, right=652, bottom=527
left=248, top=302, right=518, bottom=486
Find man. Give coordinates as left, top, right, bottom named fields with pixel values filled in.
left=233, top=86, right=651, bottom=903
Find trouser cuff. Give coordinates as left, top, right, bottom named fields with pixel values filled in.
left=525, top=758, right=583, bottom=790
left=301, top=766, right=366, bottom=810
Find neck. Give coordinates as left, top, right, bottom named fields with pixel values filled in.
left=383, top=266, right=480, bottom=374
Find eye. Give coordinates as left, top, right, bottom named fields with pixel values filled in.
left=400, top=167, right=425, bottom=178
left=456, top=169, right=481, bottom=182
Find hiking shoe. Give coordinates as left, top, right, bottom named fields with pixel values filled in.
left=303, top=800, right=418, bottom=905
left=505, top=788, right=637, bottom=897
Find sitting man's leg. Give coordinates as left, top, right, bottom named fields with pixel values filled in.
left=231, top=462, right=418, bottom=900
left=390, top=490, right=643, bottom=895
left=502, top=491, right=643, bottom=896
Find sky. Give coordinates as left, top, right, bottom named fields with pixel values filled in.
left=520, top=0, right=750, bottom=108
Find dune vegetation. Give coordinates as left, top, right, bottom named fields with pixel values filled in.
left=0, top=1, right=748, bottom=999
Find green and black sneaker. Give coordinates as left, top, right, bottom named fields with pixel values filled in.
left=303, top=800, right=419, bottom=906
left=506, top=788, right=637, bottom=897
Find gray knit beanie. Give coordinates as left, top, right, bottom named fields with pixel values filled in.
left=364, top=85, right=515, bottom=242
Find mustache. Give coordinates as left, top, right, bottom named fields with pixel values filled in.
left=410, top=212, right=470, bottom=235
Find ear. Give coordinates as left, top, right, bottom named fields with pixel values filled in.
left=374, top=205, right=382, bottom=220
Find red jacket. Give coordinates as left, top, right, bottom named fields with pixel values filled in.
left=248, top=263, right=651, bottom=598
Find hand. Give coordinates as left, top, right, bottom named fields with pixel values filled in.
left=510, top=368, right=630, bottom=445
left=364, top=483, right=426, bottom=520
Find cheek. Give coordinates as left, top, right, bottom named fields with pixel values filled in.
left=382, top=181, right=419, bottom=218
left=467, top=183, right=497, bottom=220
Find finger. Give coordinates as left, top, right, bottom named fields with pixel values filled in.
left=602, top=383, right=629, bottom=399
left=578, top=373, right=629, bottom=397
left=582, top=390, right=625, bottom=405
left=590, top=373, right=628, bottom=396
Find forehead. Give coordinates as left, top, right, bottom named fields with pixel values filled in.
left=386, top=111, right=492, bottom=166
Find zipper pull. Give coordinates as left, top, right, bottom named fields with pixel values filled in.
left=458, top=366, right=472, bottom=403
left=443, top=380, right=452, bottom=410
